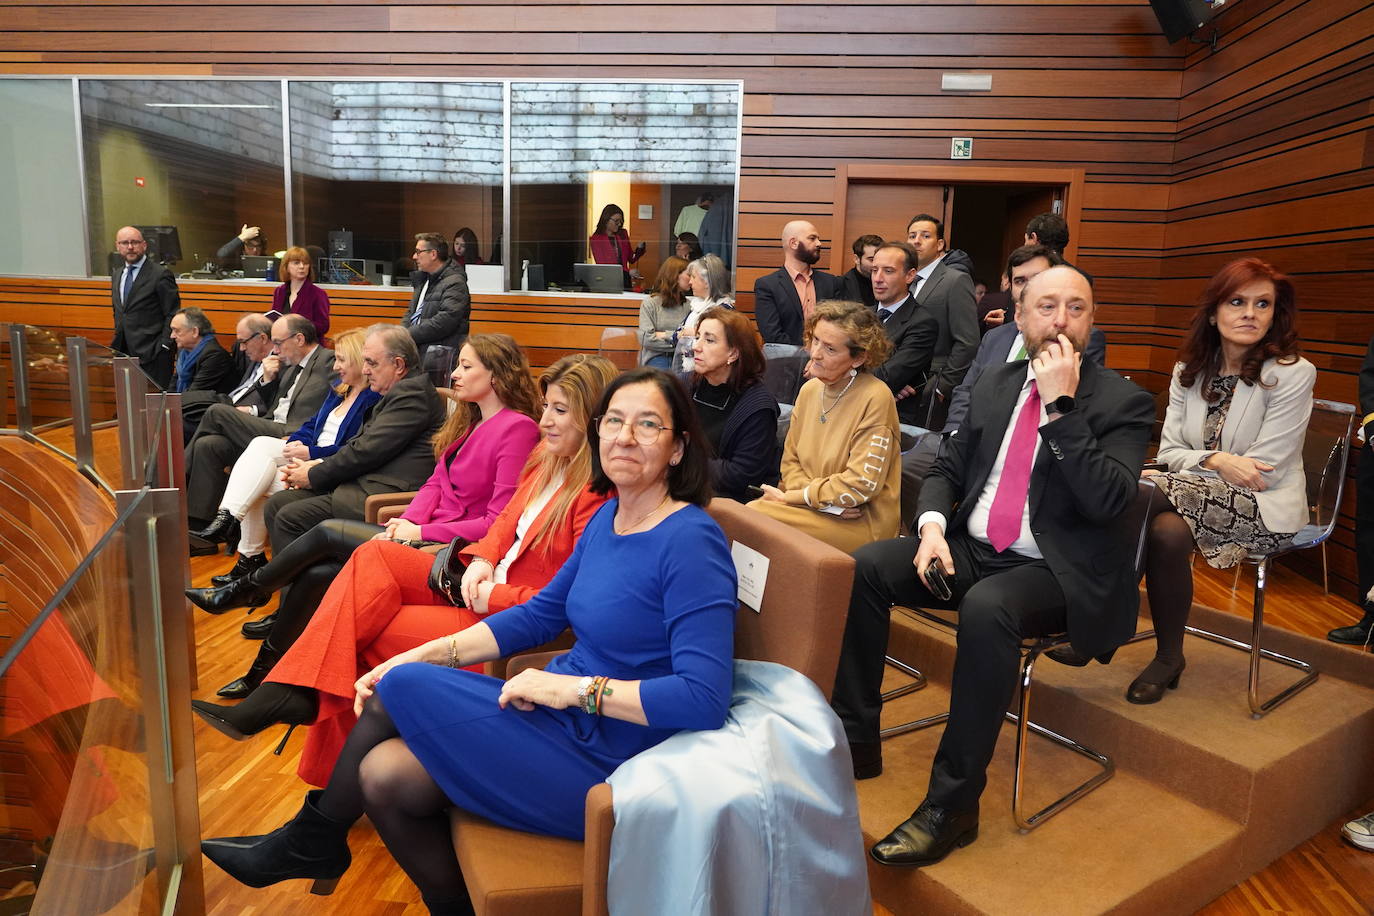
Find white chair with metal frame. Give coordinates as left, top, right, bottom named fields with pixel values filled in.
left=1183, top=397, right=1355, bottom=718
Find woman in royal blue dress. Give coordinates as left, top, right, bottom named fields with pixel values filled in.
left=201, top=367, right=738, bottom=914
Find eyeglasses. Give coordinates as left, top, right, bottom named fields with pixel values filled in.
left=116, top=240, right=145, bottom=247
left=596, top=415, right=673, bottom=445
left=413, top=247, right=433, bottom=256
left=270, top=334, right=299, bottom=346
left=236, top=331, right=265, bottom=344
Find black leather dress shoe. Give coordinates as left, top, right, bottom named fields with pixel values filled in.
left=870, top=799, right=979, bottom=867
left=241, top=613, right=277, bottom=640
left=1328, top=618, right=1374, bottom=647
left=849, top=741, right=882, bottom=780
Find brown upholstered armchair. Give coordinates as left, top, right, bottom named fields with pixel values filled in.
left=448, top=497, right=856, bottom=915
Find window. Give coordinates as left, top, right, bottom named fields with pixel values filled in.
left=288, top=81, right=503, bottom=288
left=0, top=80, right=83, bottom=277
left=509, top=81, right=739, bottom=294
left=79, top=79, right=286, bottom=276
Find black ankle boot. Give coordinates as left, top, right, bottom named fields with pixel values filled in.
left=193, top=682, right=317, bottom=743
left=211, top=552, right=268, bottom=588
left=195, top=509, right=241, bottom=547
left=201, top=789, right=351, bottom=893
left=186, top=570, right=271, bottom=615
left=216, top=642, right=283, bottom=699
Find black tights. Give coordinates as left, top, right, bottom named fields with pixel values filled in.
left=317, top=697, right=471, bottom=912
left=1138, top=489, right=1198, bottom=678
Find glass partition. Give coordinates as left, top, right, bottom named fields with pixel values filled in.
left=0, top=80, right=84, bottom=277
left=79, top=80, right=286, bottom=277
left=509, top=81, right=740, bottom=293
left=287, top=80, right=504, bottom=288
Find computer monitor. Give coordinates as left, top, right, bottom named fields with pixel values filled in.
left=574, top=262, right=625, bottom=294
left=242, top=256, right=279, bottom=280
left=134, top=225, right=182, bottom=265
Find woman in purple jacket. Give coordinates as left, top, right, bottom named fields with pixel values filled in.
left=186, top=334, right=542, bottom=701
left=272, top=246, right=331, bottom=340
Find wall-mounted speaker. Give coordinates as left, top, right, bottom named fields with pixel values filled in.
left=1149, top=0, right=1222, bottom=43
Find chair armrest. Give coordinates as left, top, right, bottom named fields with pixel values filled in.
left=364, top=491, right=417, bottom=525
left=582, top=782, right=614, bottom=916
left=505, top=649, right=569, bottom=679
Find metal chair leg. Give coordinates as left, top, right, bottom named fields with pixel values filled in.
left=1007, top=647, right=1115, bottom=832
left=1183, top=557, right=1319, bottom=719
left=880, top=655, right=927, bottom=702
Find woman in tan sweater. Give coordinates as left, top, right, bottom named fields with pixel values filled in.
left=750, top=300, right=901, bottom=555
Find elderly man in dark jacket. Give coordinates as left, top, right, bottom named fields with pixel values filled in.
left=264, top=322, right=446, bottom=554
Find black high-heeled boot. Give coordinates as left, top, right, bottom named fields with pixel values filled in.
left=211, top=552, right=268, bottom=588
left=185, top=570, right=272, bottom=615
left=192, top=682, right=317, bottom=751
left=216, top=641, right=283, bottom=699
left=201, top=789, right=351, bottom=894
left=195, top=509, right=241, bottom=547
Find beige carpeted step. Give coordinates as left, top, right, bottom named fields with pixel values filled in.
left=862, top=605, right=1374, bottom=915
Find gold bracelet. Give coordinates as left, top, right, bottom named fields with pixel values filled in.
left=1362, top=411, right=1374, bottom=430
left=447, top=634, right=460, bottom=668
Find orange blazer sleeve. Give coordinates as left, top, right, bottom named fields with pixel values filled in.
left=460, top=481, right=610, bottom=615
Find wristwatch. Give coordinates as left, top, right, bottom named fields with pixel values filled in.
left=1046, top=395, right=1077, bottom=417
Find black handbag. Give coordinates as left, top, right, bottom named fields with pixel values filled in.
left=427, top=536, right=470, bottom=606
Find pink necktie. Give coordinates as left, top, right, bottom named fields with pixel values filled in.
left=987, top=380, right=1040, bottom=553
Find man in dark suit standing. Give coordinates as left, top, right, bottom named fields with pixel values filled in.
left=265, top=323, right=446, bottom=554
left=753, top=220, right=845, bottom=351
left=111, top=225, right=180, bottom=389
left=185, top=313, right=334, bottom=529
left=841, top=233, right=882, bottom=309
left=870, top=242, right=936, bottom=426
left=833, top=265, right=1154, bottom=866
left=905, top=214, right=979, bottom=428
left=1329, top=332, right=1374, bottom=645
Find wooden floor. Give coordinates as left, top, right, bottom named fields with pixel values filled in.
left=184, top=546, right=1374, bottom=915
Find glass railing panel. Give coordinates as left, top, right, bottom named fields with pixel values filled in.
left=0, top=494, right=162, bottom=915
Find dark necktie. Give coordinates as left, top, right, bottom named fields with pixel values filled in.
left=987, top=380, right=1040, bottom=552
left=122, top=265, right=136, bottom=303
left=879, top=307, right=894, bottom=323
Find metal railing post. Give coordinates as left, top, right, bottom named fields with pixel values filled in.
left=119, top=487, right=205, bottom=916
left=113, top=356, right=148, bottom=489
left=10, top=325, right=32, bottom=435
left=67, top=336, right=95, bottom=476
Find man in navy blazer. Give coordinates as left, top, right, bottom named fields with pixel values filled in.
left=753, top=220, right=845, bottom=348
left=870, top=241, right=937, bottom=425
left=835, top=265, right=1154, bottom=867
left=111, top=225, right=180, bottom=389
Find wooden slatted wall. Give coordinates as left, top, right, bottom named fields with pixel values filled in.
left=1, top=0, right=1371, bottom=598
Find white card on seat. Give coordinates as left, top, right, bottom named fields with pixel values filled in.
left=731, top=541, right=769, bottom=613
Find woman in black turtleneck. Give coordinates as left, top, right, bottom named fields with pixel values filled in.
left=680, top=306, right=780, bottom=501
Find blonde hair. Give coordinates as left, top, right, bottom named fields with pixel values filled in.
left=329, top=328, right=366, bottom=396
left=803, top=299, right=892, bottom=369
left=432, top=334, right=542, bottom=459
left=522, top=354, right=619, bottom=556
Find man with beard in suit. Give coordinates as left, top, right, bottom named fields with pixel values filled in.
left=833, top=265, right=1153, bottom=866
left=870, top=241, right=936, bottom=426
left=753, top=220, right=846, bottom=352
left=111, top=225, right=180, bottom=388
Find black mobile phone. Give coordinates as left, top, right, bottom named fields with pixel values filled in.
left=925, top=560, right=953, bottom=602
left=743, top=485, right=765, bottom=501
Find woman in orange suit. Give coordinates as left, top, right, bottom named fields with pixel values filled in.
left=190, top=354, right=619, bottom=785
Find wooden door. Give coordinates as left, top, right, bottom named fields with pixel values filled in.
left=833, top=182, right=946, bottom=273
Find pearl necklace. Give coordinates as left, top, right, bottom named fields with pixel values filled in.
left=614, top=491, right=671, bottom=535
left=818, top=372, right=858, bottom=424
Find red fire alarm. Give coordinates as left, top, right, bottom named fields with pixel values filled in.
left=135, top=177, right=146, bottom=187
